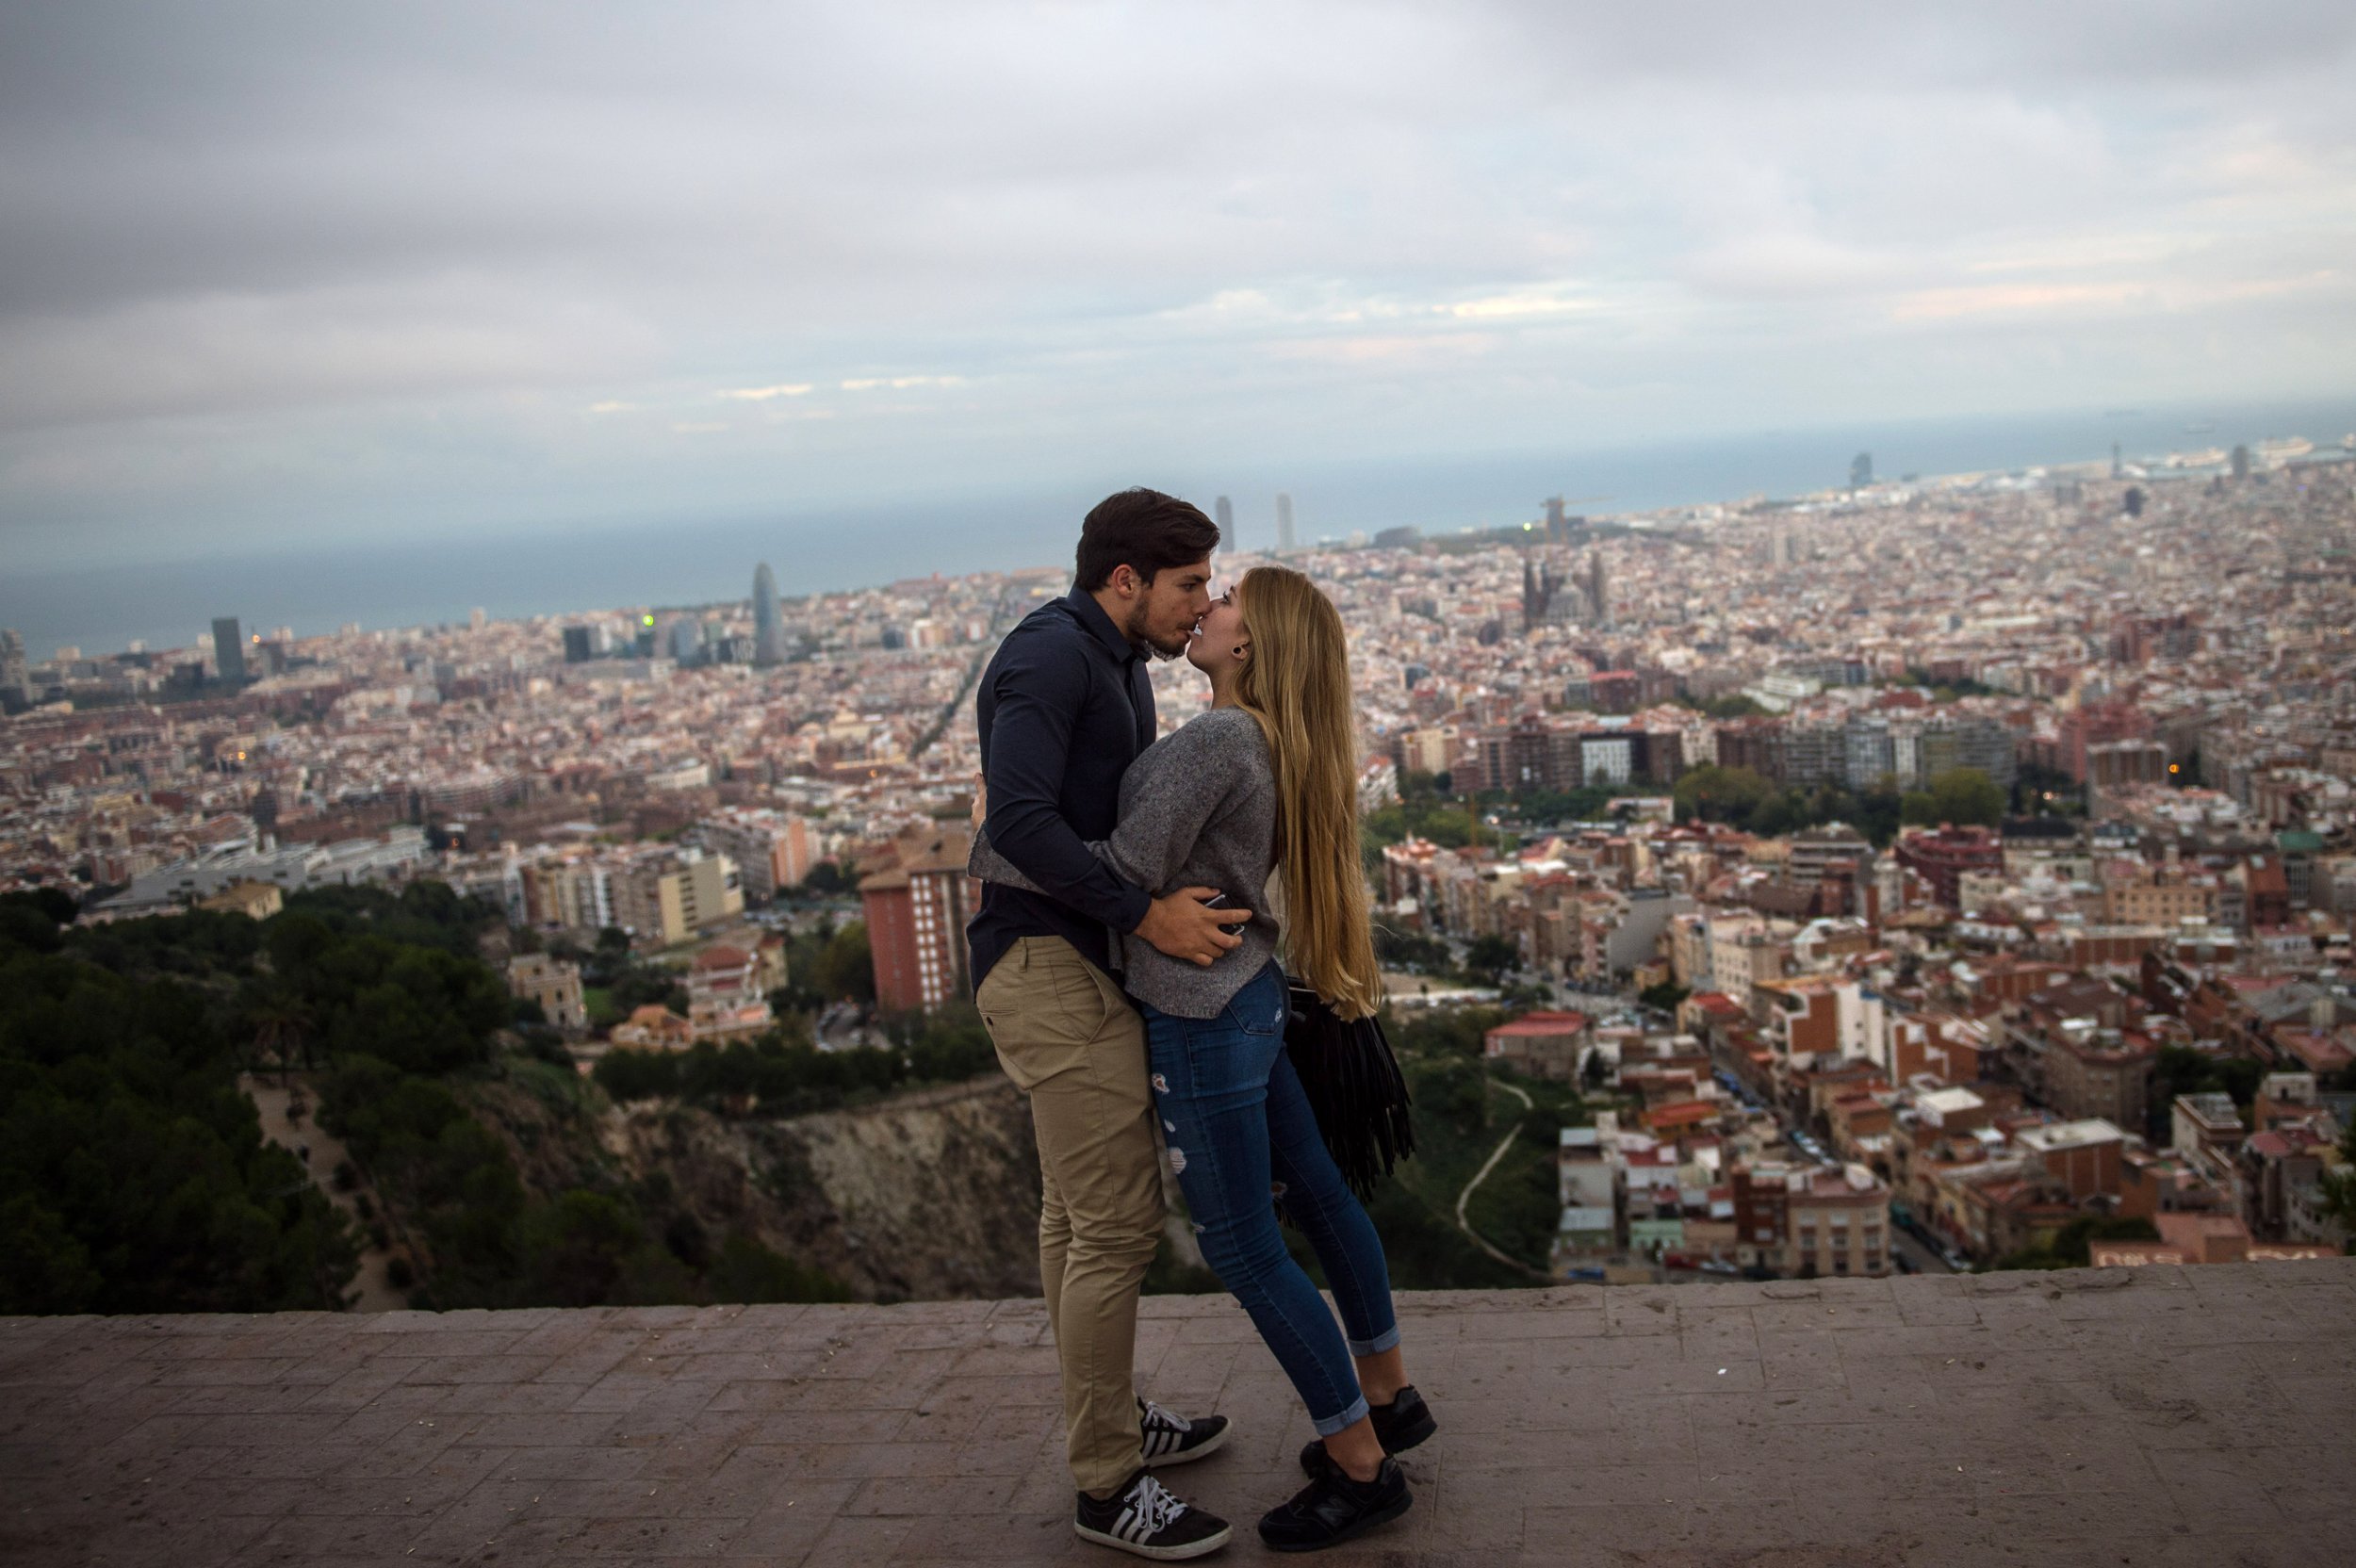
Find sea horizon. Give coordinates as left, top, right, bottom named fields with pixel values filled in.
left=7, top=391, right=2354, bottom=662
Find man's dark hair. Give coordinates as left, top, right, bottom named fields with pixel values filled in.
left=1074, top=488, right=1221, bottom=591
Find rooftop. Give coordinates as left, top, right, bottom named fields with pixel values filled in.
left=7, top=1262, right=2351, bottom=1567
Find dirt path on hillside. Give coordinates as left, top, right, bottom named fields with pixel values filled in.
left=241, top=1073, right=410, bottom=1312
left=1453, top=1077, right=1552, bottom=1281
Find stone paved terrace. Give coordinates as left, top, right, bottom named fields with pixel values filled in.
left=6, top=1262, right=2352, bottom=1568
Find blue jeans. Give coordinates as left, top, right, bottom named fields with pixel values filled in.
left=1139, top=961, right=1400, bottom=1437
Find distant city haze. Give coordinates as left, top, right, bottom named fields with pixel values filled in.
left=4, top=395, right=2353, bottom=659
left=3, top=2, right=2352, bottom=614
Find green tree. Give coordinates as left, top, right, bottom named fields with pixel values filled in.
left=1673, top=764, right=1773, bottom=827
left=1373, top=925, right=1455, bottom=976
left=1463, top=935, right=1520, bottom=986
left=0, top=917, right=360, bottom=1315
left=1408, top=1056, right=1490, bottom=1138
left=609, top=965, right=690, bottom=1017
left=704, top=1233, right=854, bottom=1302
left=1853, top=776, right=1906, bottom=847
left=1749, top=789, right=1810, bottom=838
left=800, top=860, right=859, bottom=895
left=1993, top=1215, right=2160, bottom=1271
left=517, top=1190, right=695, bottom=1307
left=812, top=923, right=875, bottom=1003
left=594, top=1046, right=684, bottom=1102
left=1927, top=768, right=2005, bottom=827
left=1638, top=980, right=1689, bottom=1013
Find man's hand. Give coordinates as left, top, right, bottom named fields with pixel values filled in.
left=970, top=774, right=988, bottom=831
left=1136, top=887, right=1252, bottom=967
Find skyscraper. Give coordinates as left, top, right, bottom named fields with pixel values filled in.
left=0, top=629, right=26, bottom=707
left=752, top=562, right=784, bottom=666
left=1213, top=496, right=1234, bottom=544
left=1850, top=451, right=1873, bottom=489
left=212, top=617, right=246, bottom=684
left=1275, top=493, right=1295, bottom=553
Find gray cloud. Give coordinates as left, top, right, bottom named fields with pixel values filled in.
left=3, top=1, right=2352, bottom=565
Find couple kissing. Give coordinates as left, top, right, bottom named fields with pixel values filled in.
left=965, top=488, right=1432, bottom=1558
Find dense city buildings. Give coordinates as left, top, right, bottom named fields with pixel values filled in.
left=5, top=441, right=2353, bottom=1282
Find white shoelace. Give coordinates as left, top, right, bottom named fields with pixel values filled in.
left=1126, top=1474, right=1188, bottom=1537
left=1138, top=1397, right=1192, bottom=1433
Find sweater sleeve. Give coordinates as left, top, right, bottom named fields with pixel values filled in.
left=1090, top=713, right=1253, bottom=900
left=969, top=710, right=1255, bottom=904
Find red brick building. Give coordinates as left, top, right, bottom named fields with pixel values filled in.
left=859, top=830, right=978, bottom=1012
left=1895, top=825, right=2004, bottom=910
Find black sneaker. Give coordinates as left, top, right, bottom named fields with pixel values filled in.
left=1074, top=1468, right=1233, bottom=1560
left=1297, top=1385, right=1437, bottom=1480
left=1258, top=1455, right=1412, bottom=1553
left=1138, top=1396, right=1230, bottom=1467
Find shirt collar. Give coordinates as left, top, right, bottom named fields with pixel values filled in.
left=1065, top=587, right=1142, bottom=665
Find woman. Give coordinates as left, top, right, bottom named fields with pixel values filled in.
left=972, top=564, right=1435, bottom=1553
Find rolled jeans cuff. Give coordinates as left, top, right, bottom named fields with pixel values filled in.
left=1310, top=1393, right=1370, bottom=1439
left=1347, top=1325, right=1401, bottom=1357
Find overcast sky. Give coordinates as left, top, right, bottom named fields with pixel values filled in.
left=4, top=1, right=2353, bottom=572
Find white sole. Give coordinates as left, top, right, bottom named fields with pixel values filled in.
left=1139, top=1422, right=1231, bottom=1467
left=1074, top=1519, right=1235, bottom=1560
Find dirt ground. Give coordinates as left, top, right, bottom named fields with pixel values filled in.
left=240, top=1073, right=410, bottom=1312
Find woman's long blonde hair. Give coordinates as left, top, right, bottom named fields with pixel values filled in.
left=1232, top=565, right=1383, bottom=1021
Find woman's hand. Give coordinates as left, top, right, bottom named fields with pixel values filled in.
left=970, top=774, right=988, bottom=830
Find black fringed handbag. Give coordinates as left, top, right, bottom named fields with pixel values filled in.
left=1281, top=977, right=1415, bottom=1200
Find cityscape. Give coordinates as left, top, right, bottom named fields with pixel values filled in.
left=8, top=2, right=2356, bottom=1559
left=7, top=431, right=2352, bottom=1292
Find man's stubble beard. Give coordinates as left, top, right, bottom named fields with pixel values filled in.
left=1122, top=601, right=1191, bottom=660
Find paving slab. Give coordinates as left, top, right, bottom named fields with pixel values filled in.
left=3, top=1260, right=2350, bottom=1567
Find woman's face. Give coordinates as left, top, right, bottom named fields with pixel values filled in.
left=1186, top=580, right=1250, bottom=678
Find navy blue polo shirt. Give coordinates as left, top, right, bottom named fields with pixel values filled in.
left=968, top=589, right=1157, bottom=989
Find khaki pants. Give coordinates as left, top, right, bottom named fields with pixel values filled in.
left=977, top=936, right=1163, bottom=1497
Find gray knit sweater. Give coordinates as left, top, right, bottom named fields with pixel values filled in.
left=968, top=704, right=1279, bottom=1020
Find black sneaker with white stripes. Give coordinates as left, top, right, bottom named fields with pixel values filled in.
left=1073, top=1468, right=1233, bottom=1560
left=1137, top=1396, right=1230, bottom=1467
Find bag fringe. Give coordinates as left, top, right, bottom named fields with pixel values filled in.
left=1282, top=976, right=1416, bottom=1200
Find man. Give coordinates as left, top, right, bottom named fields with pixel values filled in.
left=971, top=489, right=1251, bottom=1560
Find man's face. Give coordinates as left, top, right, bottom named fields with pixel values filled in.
left=1119, top=557, right=1215, bottom=657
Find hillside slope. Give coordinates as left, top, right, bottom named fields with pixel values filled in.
left=467, top=1069, right=1047, bottom=1302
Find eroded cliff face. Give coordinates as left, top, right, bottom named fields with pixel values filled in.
left=608, top=1077, right=1047, bottom=1301
left=466, top=1071, right=1048, bottom=1302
